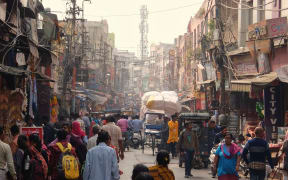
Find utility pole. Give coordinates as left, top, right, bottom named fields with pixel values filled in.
left=61, top=0, right=80, bottom=115
left=215, top=0, right=227, bottom=114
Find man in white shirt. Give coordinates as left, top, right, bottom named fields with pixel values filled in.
left=102, top=116, right=124, bottom=160
left=0, top=126, right=17, bottom=180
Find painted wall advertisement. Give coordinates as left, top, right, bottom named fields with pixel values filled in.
left=264, top=86, right=283, bottom=143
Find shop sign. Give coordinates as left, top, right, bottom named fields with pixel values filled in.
left=248, top=20, right=267, bottom=40
left=264, top=86, right=283, bottom=143
left=248, top=17, right=288, bottom=40
left=266, top=17, right=288, bottom=38
left=21, top=127, right=43, bottom=142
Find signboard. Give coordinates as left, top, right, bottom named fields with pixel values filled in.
left=232, top=54, right=257, bottom=75
left=21, top=127, right=44, bottom=142
left=248, top=17, right=287, bottom=40
left=76, top=69, right=89, bottom=82
left=248, top=20, right=267, bottom=40
left=266, top=17, right=288, bottom=38
left=264, top=86, right=283, bottom=143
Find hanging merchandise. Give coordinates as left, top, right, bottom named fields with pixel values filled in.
left=256, top=102, right=264, bottom=119
left=50, top=95, right=59, bottom=123
left=8, top=89, right=26, bottom=126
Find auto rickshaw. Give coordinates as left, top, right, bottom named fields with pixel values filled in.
left=178, top=112, right=211, bottom=169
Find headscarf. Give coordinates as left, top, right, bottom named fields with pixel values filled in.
left=30, top=145, right=48, bottom=179
left=221, top=142, right=240, bottom=159
left=72, top=121, right=86, bottom=137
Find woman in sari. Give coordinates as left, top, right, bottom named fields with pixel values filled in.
left=213, top=133, right=241, bottom=180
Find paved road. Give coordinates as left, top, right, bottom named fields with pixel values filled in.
left=119, top=149, right=220, bottom=180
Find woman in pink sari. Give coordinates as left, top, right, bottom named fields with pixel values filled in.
left=213, top=133, right=241, bottom=180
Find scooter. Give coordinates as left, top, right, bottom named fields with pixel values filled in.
left=124, top=129, right=141, bottom=150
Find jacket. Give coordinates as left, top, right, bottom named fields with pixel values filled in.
left=178, top=129, right=199, bottom=152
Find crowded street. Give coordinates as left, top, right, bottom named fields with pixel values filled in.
left=1, top=0, right=288, bottom=180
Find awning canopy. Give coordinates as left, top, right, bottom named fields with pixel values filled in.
left=197, top=80, right=215, bottom=85
left=230, top=72, right=278, bottom=92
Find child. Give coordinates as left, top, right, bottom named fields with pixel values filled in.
left=108, top=136, right=123, bottom=175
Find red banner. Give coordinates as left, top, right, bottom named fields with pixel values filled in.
left=21, top=127, right=44, bottom=142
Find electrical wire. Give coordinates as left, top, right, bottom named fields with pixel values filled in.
left=220, top=2, right=288, bottom=11
left=231, top=0, right=275, bottom=9
left=50, top=2, right=204, bottom=18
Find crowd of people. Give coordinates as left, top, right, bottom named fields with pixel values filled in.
left=0, top=113, right=177, bottom=180
left=0, top=112, right=284, bottom=180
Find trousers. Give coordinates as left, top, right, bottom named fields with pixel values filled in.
left=185, top=149, right=195, bottom=176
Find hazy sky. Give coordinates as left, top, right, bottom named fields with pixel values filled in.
left=42, top=0, right=204, bottom=55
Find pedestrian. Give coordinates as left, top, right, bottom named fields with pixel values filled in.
left=89, top=113, right=102, bottom=137
left=102, top=115, right=124, bottom=160
left=117, top=115, right=129, bottom=144
left=70, top=121, right=88, bottom=166
left=213, top=133, right=241, bottom=180
left=160, top=116, right=169, bottom=151
left=178, top=122, right=199, bottom=178
left=49, top=121, right=72, bottom=147
left=75, top=113, right=86, bottom=132
left=10, top=124, right=20, bottom=154
left=242, top=127, right=274, bottom=180
left=207, top=116, right=221, bottom=150
left=43, top=116, right=57, bottom=146
left=48, top=129, right=79, bottom=180
left=82, top=112, right=91, bottom=136
left=0, top=126, right=17, bottom=180
left=167, top=114, right=178, bottom=158
left=87, top=125, right=101, bottom=150
left=83, top=130, right=120, bottom=180
left=135, top=173, right=154, bottom=180
left=214, top=126, right=227, bottom=144
left=14, top=135, right=29, bottom=180
left=148, top=150, right=175, bottom=180
left=131, top=115, right=143, bottom=133
left=280, top=131, right=288, bottom=170
left=28, top=133, right=48, bottom=180
left=132, top=164, right=149, bottom=180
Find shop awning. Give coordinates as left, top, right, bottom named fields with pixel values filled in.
left=86, top=93, right=108, bottom=105
left=230, top=72, right=278, bottom=92
left=197, top=80, right=215, bottom=85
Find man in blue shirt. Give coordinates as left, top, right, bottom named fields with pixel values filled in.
left=131, top=115, right=143, bottom=133
left=242, top=127, right=274, bottom=180
left=83, top=130, right=120, bottom=180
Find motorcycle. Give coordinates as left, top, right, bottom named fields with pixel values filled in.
left=123, top=129, right=141, bottom=150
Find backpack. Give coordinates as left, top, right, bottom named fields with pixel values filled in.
left=56, top=142, right=80, bottom=179
left=30, top=156, right=46, bottom=180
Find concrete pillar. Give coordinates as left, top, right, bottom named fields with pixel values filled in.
left=253, top=0, right=262, bottom=23
left=238, top=0, right=249, bottom=47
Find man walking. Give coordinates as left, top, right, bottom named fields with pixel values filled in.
left=0, top=126, right=17, bottom=180
left=87, top=125, right=100, bottom=150
left=83, top=130, right=120, bottom=180
left=160, top=116, right=169, bottom=151
left=242, top=127, right=274, bottom=180
left=178, top=122, right=199, bottom=178
left=167, top=114, right=178, bottom=158
left=102, top=116, right=124, bottom=160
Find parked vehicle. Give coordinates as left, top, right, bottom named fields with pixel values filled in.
left=178, top=112, right=211, bottom=169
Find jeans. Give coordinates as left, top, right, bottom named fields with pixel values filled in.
left=185, top=149, right=195, bottom=176
left=250, top=173, right=265, bottom=180
left=168, top=142, right=176, bottom=157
